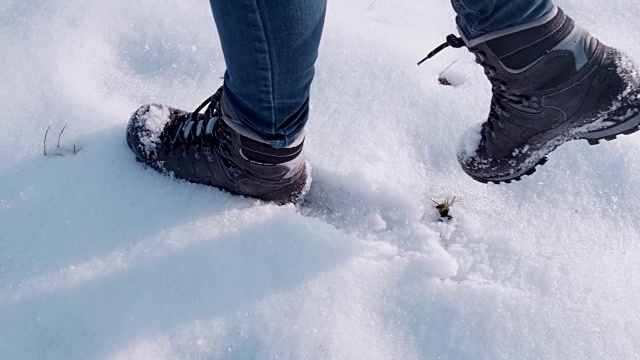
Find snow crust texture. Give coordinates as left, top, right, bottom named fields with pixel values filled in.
left=135, top=104, right=172, bottom=156
left=2, top=0, right=640, bottom=359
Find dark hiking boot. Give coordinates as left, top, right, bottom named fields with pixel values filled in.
left=126, top=87, right=308, bottom=204
left=421, top=7, right=640, bottom=183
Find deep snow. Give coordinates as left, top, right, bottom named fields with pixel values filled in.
left=2, top=0, right=640, bottom=359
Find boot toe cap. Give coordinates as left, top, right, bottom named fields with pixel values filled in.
left=126, top=104, right=173, bottom=163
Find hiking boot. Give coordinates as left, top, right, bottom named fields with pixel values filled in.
left=421, top=7, right=640, bottom=183
left=126, top=87, right=308, bottom=204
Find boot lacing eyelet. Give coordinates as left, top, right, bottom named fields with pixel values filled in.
left=419, top=36, right=544, bottom=138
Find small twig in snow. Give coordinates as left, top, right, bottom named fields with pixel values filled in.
left=57, top=123, right=68, bottom=148
left=438, top=58, right=460, bottom=86
left=44, top=126, right=51, bottom=156
left=43, top=124, right=81, bottom=157
left=432, top=196, right=458, bottom=221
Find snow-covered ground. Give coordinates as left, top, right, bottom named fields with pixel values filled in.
left=2, top=0, right=640, bottom=359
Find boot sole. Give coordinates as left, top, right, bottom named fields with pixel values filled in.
left=470, top=113, right=640, bottom=184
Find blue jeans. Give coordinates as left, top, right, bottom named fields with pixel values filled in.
left=208, top=0, right=553, bottom=148
left=210, top=0, right=326, bottom=148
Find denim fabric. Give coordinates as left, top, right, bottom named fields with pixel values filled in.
left=451, top=0, right=554, bottom=39
left=209, top=0, right=326, bottom=148
left=208, top=0, right=553, bottom=146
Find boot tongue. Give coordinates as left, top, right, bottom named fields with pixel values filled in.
left=177, top=114, right=215, bottom=143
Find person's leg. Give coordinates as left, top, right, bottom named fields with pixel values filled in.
left=451, top=0, right=553, bottom=39
left=126, top=0, right=326, bottom=203
left=209, top=0, right=327, bottom=148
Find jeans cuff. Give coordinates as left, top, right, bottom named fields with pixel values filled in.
left=220, top=94, right=305, bottom=149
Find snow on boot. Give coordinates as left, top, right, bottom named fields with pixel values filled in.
left=126, top=87, right=308, bottom=204
left=422, top=6, right=640, bottom=183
